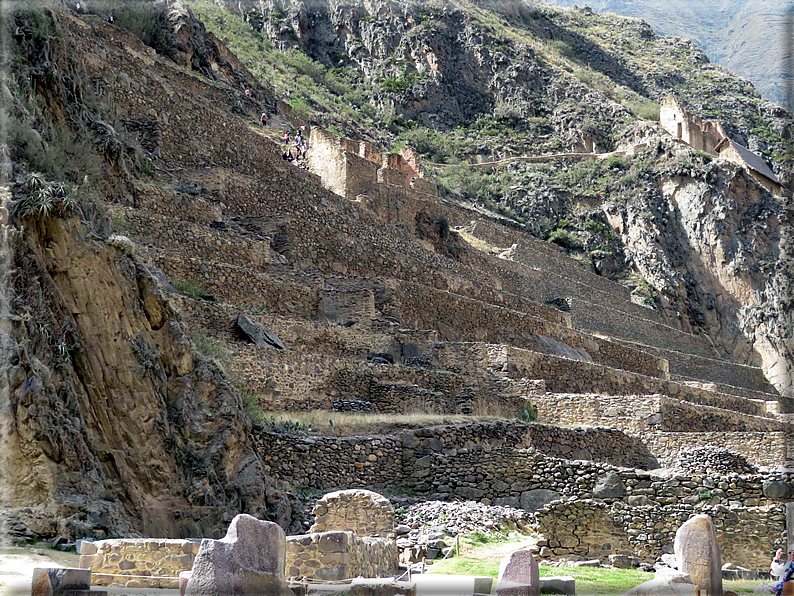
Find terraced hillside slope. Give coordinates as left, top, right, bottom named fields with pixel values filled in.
left=1, top=0, right=793, bottom=570
left=198, top=0, right=794, bottom=394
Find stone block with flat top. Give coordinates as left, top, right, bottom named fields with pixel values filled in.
left=185, top=514, right=294, bottom=596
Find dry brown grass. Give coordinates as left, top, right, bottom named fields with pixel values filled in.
left=260, top=410, right=498, bottom=436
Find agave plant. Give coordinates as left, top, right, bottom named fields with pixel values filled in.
left=23, top=172, right=47, bottom=193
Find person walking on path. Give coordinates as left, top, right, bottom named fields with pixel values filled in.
left=260, top=112, right=268, bottom=127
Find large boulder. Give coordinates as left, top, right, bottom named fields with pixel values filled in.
left=673, top=515, right=722, bottom=596
left=592, top=471, right=626, bottom=499
left=520, top=490, right=562, bottom=513
left=184, top=514, right=293, bottom=596
left=236, top=313, right=285, bottom=350
left=496, top=548, right=540, bottom=596
left=763, top=480, right=792, bottom=499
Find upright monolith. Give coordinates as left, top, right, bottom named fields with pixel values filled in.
left=674, top=514, right=722, bottom=596
left=184, top=514, right=293, bottom=596
left=496, top=548, right=540, bottom=596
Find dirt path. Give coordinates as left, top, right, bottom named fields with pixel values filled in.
left=458, top=534, right=537, bottom=562
left=0, top=546, right=80, bottom=595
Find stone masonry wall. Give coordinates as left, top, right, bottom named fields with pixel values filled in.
left=78, top=539, right=199, bottom=589
left=257, top=421, right=657, bottom=492
left=310, top=489, right=394, bottom=537
left=535, top=394, right=785, bottom=434
left=433, top=342, right=767, bottom=416
left=645, top=432, right=787, bottom=468
left=285, top=531, right=397, bottom=581
left=390, top=284, right=666, bottom=379
left=536, top=499, right=784, bottom=570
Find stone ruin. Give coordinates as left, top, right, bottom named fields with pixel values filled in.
left=287, top=489, right=398, bottom=582
left=184, top=514, right=293, bottom=596
left=76, top=490, right=398, bottom=590
left=659, top=94, right=781, bottom=194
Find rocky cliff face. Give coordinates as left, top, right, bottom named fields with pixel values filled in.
left=0, top=212, right=268, bottom=539
left=3, top=0, right=794, bottom=545
left=543, top=0, right=786, bottom=105
left=601, top=140, right=794, bottom=390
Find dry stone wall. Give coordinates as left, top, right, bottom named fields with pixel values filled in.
left=433, top=342, right=768, bottom=416
left=310, top=490, right=394, bottom=537
left=536, top=499, right=784, bottom=570
left=535, top=394, right=784, bottom=434
left=257, top=421, right=657, bottom=493
left=285, top=531, right=397, bottom=581
left=645, top=432, right=786, bottom=468
left=78, top=539, right=199, bottom=589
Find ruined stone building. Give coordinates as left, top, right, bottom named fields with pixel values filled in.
left=660, top=95, right=782, bottom=194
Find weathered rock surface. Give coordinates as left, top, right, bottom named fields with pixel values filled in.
left=622, top=567, right=696, bottom=596
left=496, top=548, right=540, bottom=596
left=236, top=313, right=286, bottom=349
left=673, top=515, right=722, bottom=596
left=592, top=471, right=626, bottom=499
left=185, top=514, right=293, bottom=596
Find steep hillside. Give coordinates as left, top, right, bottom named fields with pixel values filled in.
left=1, top=0, right=794, bottom=555
left=541, top=0, right=787, bottom=106
left=193, top=0, right=794, bottom=393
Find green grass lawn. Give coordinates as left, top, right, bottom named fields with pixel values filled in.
left=427, top=556, right=766, bottom=595
left=428, top=557, right=650, bottom=594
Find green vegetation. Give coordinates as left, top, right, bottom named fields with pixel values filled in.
left=517, top=404, right=538, bottom=422
left=548, top=228, right=583, bottom=250
left=13, top=173, right=78, bottom=219
left=430, top=558, right=652, bottom=594
left=261, top=415, right=313, bottom=434
left=172, top=279, right=216, bottom=301
left=625, top=98, right=661, bottom=121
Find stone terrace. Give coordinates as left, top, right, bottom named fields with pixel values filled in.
left=65, top=10, right=794, bottom=567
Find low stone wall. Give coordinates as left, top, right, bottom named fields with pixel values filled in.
left=433, top=342, right=766, bottom=416
left=535, top=393, right=784, bottom=434
left=645, top=432, right=787, bottom=468
left=310, top=490, right=394, bottom=537
left=256, top=433, right=403, bottom=490
left=78, top=539, right=199, bottom=588
left=258, top=421, right=657, bottom=493
left=152, top=250, right=320, bottom=318
left=285, top=531, right=397, bottom=581
left=391, top=282, right=666, bottom=380
left=113, top=207, right=275, bottom=270
left=535, top=499, right=785, bottom=569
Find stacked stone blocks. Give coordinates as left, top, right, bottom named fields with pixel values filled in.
left=78, top=538, right=200, bottom=588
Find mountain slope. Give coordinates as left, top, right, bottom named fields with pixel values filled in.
left=1, top=0, right=793, bottom=545
left=541, top=0, right=787, bottom=105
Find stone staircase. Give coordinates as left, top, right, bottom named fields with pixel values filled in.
left=75, top=6, right=791, bottom=481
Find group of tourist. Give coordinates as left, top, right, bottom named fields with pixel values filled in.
left=282, top=130, right=308, bottom=165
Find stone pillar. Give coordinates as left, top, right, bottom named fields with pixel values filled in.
left=495, top=549, right=540, bottom=596
left=786, top=502, right=794, bottom=551
left=185, top=514, right=293, bottom=596
left=674, top=514, right=722, bottom=596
